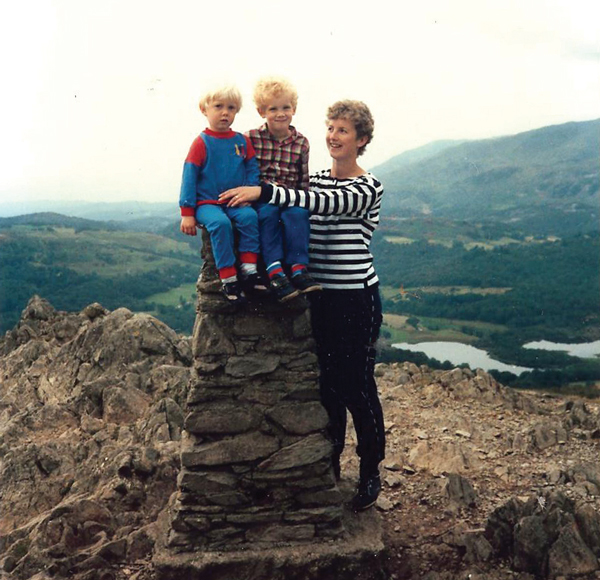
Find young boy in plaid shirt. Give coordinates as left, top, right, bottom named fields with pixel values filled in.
left=247, top=77, right=321, bottom=302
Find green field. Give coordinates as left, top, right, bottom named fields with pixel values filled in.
left=8, top=226, right=198, bottom=276
left=147, top=283, right=197, bottom=307
left=2, top=213, right=599, bottom=390
left=0, top=223, right=200, bottom=333
left=382, top=311, right=507, bottom=344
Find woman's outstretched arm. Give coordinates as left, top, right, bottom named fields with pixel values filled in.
left=221, top=175, right=383, bottom=217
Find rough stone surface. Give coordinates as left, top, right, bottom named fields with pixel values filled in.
left=2, top=294, right=600, bottom=579
left=167, top=250, right=346, bottom=554
left=0, top=296, right=190, bottom=580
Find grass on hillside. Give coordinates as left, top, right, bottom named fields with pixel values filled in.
left=382, top=311, right=507, bottom=344
left=10, top=226, right=198, bottom=276
left=383, top=232, right=558, bottom=250
left=380, top=284, right=512, bottom=302
left=146, top=283, right=197, bottom=307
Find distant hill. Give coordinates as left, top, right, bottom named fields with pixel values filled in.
left=0, top=216, right=198, bottom=332
left=375, top=119, right=600, bottom=236
left=370, top=139, right=467, bottom=172
left=0, top=212, right=123, bottom=231
left=0, top=201, right=176, bottom=233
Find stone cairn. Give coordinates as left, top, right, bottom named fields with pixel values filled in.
left=168, top=231, right=344, bottom=551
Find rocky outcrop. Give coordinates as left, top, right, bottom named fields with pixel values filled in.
left=486, top=490, right=600, bottom=578
left=1, top=295, right=600, bottom=579
left=0, top=296, right=191, bottom=579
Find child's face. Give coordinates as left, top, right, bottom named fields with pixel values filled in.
left=259, top=95, right=295, bottom=136
left=202, top=99, right=238, bottom=132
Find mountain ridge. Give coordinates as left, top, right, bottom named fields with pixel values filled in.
left=1, top=119, right=597, bottom=237
left=375, top=118, right=599, bottom=234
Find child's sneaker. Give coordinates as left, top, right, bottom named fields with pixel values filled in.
left=242, top=273, right=269, bottom=296
left=291, top=271, right=321, bottom=294
left=270, top=274, right=300, bottom=303
left=221, top=281, right=247, bottom=305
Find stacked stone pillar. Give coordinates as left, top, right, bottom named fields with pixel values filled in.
left=168, top=233, right=344, bottom=552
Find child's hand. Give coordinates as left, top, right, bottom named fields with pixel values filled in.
left=180, top=216, right=197, bottom=236
left=220, top=186, right=261, bottom=207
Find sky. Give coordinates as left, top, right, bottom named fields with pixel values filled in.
left=0, top=0, right=598, bottom=209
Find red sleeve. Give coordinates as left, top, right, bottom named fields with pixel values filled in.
left=244, top=135, right=257, bottom=160
left=185, top=136, right=207, bottom=166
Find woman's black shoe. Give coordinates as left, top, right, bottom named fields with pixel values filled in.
left=352, top=473, right=381, bottom=512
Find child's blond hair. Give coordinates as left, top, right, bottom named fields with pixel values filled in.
left=199, top=84, right=243, bottom=112
left=253, top=76, right=298, bottom=112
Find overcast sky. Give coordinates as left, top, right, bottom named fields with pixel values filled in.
left=0, top=0, right=598, bottom=209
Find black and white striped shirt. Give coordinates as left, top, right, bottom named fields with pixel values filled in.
left=264, top=169, right=384, bottom=290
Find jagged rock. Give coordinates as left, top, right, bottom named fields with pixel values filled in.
left=0, top=298, right=189, bottom=579
left=2, top=297, right=600, bottom=580
left=547, top=523, right=599, bottom=577
left=408, top=439, right=480, bottom=474
left=484, top=491, right=600, bottom=577
left=444, top=474, right=477, bottom=508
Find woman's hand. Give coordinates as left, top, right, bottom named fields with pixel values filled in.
left=219, top=186, right=261, bottom=207
left=180, top=216, right=197, bottom=236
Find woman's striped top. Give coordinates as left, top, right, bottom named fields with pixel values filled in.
left=263, top=169, right=384, bottom=290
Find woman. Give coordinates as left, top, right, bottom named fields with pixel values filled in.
left=220, top=100, right=385, bottom=511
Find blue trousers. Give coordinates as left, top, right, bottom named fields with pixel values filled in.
left=195, top=204, right=260, bottom=270
left=256, top=203, right=310, bottom=268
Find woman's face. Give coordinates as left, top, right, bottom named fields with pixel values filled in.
left=326, top=118, right=367, bottom=162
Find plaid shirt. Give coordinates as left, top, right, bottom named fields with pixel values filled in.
left=246, top=124, right=310, bottom=190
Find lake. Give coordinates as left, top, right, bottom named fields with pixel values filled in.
left=523, top=340, right=600, bottom=359
left=392, top=339, right=600, bottom=375
left=392, top=341, right=532, bottom=374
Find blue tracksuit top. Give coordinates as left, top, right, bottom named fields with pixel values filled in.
left=179, top=128, right=260, bottom=216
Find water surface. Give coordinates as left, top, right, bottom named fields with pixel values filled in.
left=523, top=340, right=600, bottom=359
left=392, top=341, right=532, bottom=375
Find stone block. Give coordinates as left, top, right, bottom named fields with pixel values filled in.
left=184, top=403, right=261, bottom=435
left=282, top=384, right=322, bottom=402
left=192, top=314, right=236, bottom=357
left=266, top=402, right=328, bottom=435
left=256, top=433, right=331, bottom=472
left=177, top=471, right=237, bottom=495
left=247, top=459, right=331, bottom=483
left=206, top=492, right=252, bottom=507
left=226, top=511, right=283, bottom=525
left=246, top=523, right=315, bottom=543
left=181, top=432, right=280, bottom=467
left=296, top=487, right=344, bottom=507
left=154, top=508, right=385, bottom=579
left=283, top=352, right=319, bottom=369
left=182, top=515, right=211, bottom=533
left=233, top=315, right=289, bottom=338
left=283, top=506, right=343, bottom=524
left=240, top=385, right=284, bottom=406
left=292, top=311, right=312, bottom=338
left=225, top=354, right=280, bottom=378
